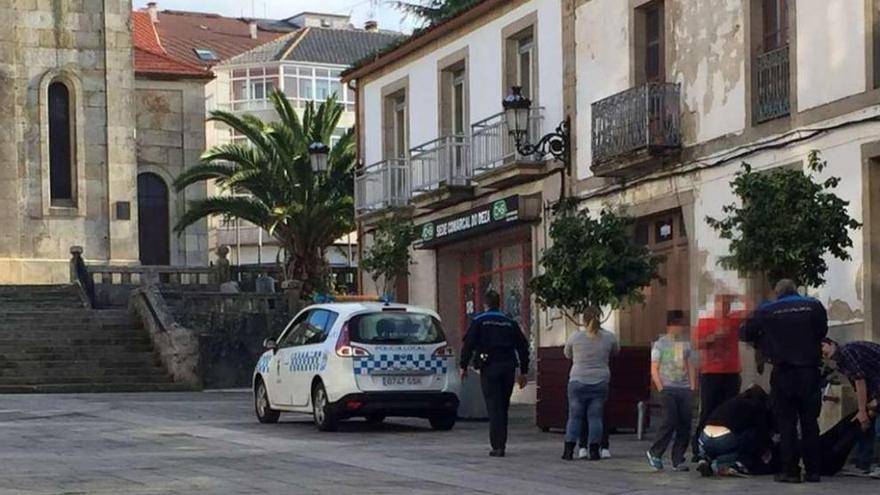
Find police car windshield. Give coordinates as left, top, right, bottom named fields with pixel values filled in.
left=349, top=312, right=445, bottom=345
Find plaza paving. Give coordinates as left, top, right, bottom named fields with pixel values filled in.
left=0, top=391, right=876, bottom=494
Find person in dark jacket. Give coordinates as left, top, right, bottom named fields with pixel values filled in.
left=696, top=384, right=777, bottom=477
left=740, top=279, right=828, bottom=483
left=460, top=290, right=529, bottom=457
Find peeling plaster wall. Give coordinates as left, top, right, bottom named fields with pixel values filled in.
left=361, top=0, right=564, bottom=165
left=797, top=0, right=867, bottom=111
left=578, top=113, right=877, bottom=344
left=669, top=0, right=746, bottom=145
left=574, top=0, right=631, bottom=180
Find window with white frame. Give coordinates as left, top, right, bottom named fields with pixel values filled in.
left=230, top=64, right=355, bottom=112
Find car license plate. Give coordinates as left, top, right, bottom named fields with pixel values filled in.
left=381, top=376, right=424, bottom=386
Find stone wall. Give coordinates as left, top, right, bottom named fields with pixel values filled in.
left=135, top=78, right=209, bottom=266
left=0, top=0, right=139, bottom=283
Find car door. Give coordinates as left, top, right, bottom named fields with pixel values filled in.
left=290, top=309, right=339, bottom=407
left=273, top=310, right=312, bottom=406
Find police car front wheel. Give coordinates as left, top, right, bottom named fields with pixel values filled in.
left=254, top=379, right=280, bottom=424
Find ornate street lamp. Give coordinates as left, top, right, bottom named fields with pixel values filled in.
left=308, top=142, right=330, bottom=173
left=502, top=86, right=570, bottom=164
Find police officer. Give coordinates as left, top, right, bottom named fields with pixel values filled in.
left=460, top=290, right=530, bottom=457
left=740, top=279, right=828, bottom=483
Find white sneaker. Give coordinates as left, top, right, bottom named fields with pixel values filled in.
left=870, top=467, right=880, bottom=480
left=577, top=448, right=589, bottom=459
left=600, top=448, right=611, bottom=459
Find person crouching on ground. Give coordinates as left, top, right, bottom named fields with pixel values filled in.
left=821, top=337, right=880, bottom=477
left=561, top=307, right=619, bottom=461
left=696, top=384, right=776, bottom=477
left=647, top=310, right=696, bottom=472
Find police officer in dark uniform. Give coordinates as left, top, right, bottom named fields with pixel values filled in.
left=740, top=279, right=828, bottom=483
left=460, top=290, right=530, bottom=457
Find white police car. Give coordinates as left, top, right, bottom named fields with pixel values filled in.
left=253, top=300, right=461, bottom=431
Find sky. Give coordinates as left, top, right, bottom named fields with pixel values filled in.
left=133, top=0, right=417, bottom=33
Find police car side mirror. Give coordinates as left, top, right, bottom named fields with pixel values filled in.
left=263, top=338, right=278, bottom=353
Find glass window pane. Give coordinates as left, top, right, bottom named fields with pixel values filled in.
left=347, top=87, right=355, bottom=103
left=315, top=79, right=330, bottom=100
left=284, top=76, right=298, bottom=98
left=252, top=82, right=264, bottom=100
left=232, top=80, right=247, bottom=100
left=299, top=67, right=313, bottom=77
left=299, top=78, right=313, bottom=100
left=233, top=69, right=247, bottom=78
left=330, top=69, right=343, bottom=78
left=266, top=77, right=278, bottom=95
left=316, top=69, right=330, bottom=78
left=330, top=80, right=342, bottom=100
left=519, top=52, right=531, bottom=99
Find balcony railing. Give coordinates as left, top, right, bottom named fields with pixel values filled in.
left=755, top=45, right=791, bottom=123
left=410, top=135, right=471, bottom=194
left=591, top=82, right=681, bottom=166
left=471, top=107, right=544, bottom=173
left=355, top=159, right=409, bottom=217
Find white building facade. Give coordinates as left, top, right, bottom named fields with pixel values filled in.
left=347, top=0, right=566, bottom=380
left=569, top=0, right=880, bottom=368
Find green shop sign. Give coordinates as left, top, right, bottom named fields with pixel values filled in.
left=415, top=196, right=530, bottom=249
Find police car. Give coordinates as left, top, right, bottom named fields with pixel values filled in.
left=253, top=300, right=461, bottom=431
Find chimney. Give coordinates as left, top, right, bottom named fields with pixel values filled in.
left=147, top=2, right=159, bottom=23
left=249, top=20, right=258, bottom=40
left=364, top=20, right=378, bottom=32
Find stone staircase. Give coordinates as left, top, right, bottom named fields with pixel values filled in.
left=0, top=285, right=191, bottom=393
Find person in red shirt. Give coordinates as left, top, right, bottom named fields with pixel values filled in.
left=692, top=294, right=744, bottom=461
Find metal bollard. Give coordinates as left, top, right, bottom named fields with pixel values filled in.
left=637, top=401, right=647, bottom=440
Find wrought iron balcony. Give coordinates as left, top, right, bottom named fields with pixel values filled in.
left=471, top=107, right=544, bottom=174
left=354, top=159, right=409, bottom=218
left=410, top=135, right=472, bottom=195
left=591, top=82, right=681, bottom=174
left=755, top=45, right=791, bottom=123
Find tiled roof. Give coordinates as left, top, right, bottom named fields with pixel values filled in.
left=150, top=10, right=292, bottom=68
left=224, top=27, right=405, bottom=67
left=132, top=11, right=211, bottom=79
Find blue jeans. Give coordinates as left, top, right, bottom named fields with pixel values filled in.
left=699, top=430, right=739, bottom=470
left=853, top=415, right=879, bottom=470
left=565, top=381, right=608, bottom=444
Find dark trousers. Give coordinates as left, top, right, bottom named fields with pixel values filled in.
left=819, top=411, right=864, bottom=476
left=579, top=407, right=611, bottom=449
left=771, top=367, right=822, bottom=477
left=480, top=363, right=516, bottom=451
left=650, top=388, right=693, bottom=465
left=692, top=373, right=741, bottom=456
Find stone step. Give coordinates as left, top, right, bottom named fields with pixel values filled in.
left=0, top=342, right=158, bottom=356
left=0, top=382, right=195, bottom=394
left=0, top=328, right=148, bottom=339
left=0, top=348, right=159, bottom=361
left=0, top=374, right=174, bottom=385
left=0, top=355, right=161, bottom=368
left=0, top=365, right=169, bottom=378
left=0, top=337, right=153, bottom=347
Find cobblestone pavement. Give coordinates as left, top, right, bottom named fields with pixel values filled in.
left=0, top=391, right=876, bottom=494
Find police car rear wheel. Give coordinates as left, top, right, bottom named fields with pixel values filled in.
left=312, top=382, right=338, bottom=432
left=255, top=380, right=280, bottom=424
left=365, top=414, right=386, bottom=425
left=429, top=414, right=456, bottom=431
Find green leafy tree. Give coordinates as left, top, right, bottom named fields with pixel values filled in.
left=174, top=90, right=355, bottom=296
left=360, top=215, right=419, bottom=298
left=529, top=198, right=660, bottom=324
left=706, top=151, right=861, bottom=288
left=395, top=0, right=479, bottom=27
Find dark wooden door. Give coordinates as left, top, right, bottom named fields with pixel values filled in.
left=137, top=173, right=171, bottom=266
left=618, top=209, right=689, bottom=346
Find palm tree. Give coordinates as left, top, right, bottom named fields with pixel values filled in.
left=174, top=90, right=355, bottom=296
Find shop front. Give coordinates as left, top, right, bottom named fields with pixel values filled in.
left=416, top=195, right=542, bottom=417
